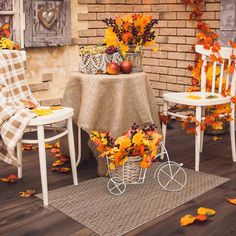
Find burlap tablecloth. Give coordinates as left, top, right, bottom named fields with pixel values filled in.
left=61, top=72, right=161, bottom=175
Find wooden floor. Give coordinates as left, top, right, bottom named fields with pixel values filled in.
left=1, top=121, right=236, bottom=236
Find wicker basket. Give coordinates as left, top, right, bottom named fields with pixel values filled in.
left=79, top=51, right=123, bottom=74
left=109, top=156, right=145, bottom=184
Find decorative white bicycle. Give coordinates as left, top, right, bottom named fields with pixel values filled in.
left=106, top=142, right=187, bottom=195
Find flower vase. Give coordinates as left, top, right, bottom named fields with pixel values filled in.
left=125, top=46, right=143, bottom=72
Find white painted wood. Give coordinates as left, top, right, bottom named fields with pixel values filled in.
left=67, top=118, right=78, bottom=185
left=37, top=125, right=48, bottom=206
left=163, top=45, right=236, bottom=171
left=17, top=142, right=22, bottom=178
left=161, top=101, right=168, bottom=160
left=230, top=102, right=236, bottom=162
left=76, top=125, right=82, bottom=166
left=200, top=107, right=205, bottom=153
left=211, top=61, right=217, bottom=93
left=195, top=106, right=201, bottom=171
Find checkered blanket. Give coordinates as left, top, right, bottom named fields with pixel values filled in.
left=0, top=50, right=38, bottom=166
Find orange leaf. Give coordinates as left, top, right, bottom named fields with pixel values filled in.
left=50, top=147, right=60, bottom=154
left=52, top=160, right=64, bottom=167
left=19, top=189, right=35, bottom=198
left=211, top=121, right=223, bottom=130
left=0, top=174, right=18, bottom=184
left=180, top=214, right=196, bottom=227
left=50, top=167, right=60, bottom=172
left=60, top=167, right=71, bottom=173
left=231, top=96, right=236, bottom=104
left=212, top=42, right=221, bottom=53
left=197, top=207, right=216, bottom=216
left=229, top=40, right=236, bottom=49
left=212, top=136, right=222, bottom=141
left=22, top=144, right=33, bottom=151
left=195, top=214, right=208, bottom=222
left=210, top=54, right=218, bottom=62
left=227, top=198, right=236, bottom=205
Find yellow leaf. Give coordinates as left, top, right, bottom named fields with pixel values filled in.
left=132, top=130, right=144, bottom=146
left=180, top=214, right=196, bottom=227
left=45, top=143, right=53, bottom=149
left=227, top=198, right=236, bottom=205
left=109, top=162, right=116, bottom=170
left=119, top=156, right=128, bottom=166
left=186, top=95, right=202, bottom=100
left=115, top=136, right=131, bottom=150
left=197, top=207, right=216, bottom=216
left=32, top=109, right=53, bottom=116
left=212, top=136, right=222, bottom=141
left=50, top=106, right=62, bottom=110
left=19, top=189, right=35, bottom=198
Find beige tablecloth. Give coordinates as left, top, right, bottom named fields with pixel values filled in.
left=61, top=72, right=161, bottom=175
left=62, top=72, right=161, bottom=136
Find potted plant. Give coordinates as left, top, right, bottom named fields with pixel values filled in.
left=0, top=23, right=20, bottom=50
left=90, top=123, right=162, bottom=183
left=103, top=14, right=158, bottom=72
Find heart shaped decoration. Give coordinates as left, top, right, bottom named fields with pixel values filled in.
left=38, top=7, right=58, bottom=29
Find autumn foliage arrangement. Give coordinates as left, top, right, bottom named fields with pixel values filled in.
left=172, top=0, right=236, bottom=135
left=103, top=14, right=158, bottom=57
left=90, top=124, right=162, bottom=170
left=0, top=23, right=20, bottom=50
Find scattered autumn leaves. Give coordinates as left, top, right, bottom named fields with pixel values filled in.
left=0, top=141, right=71, bottom=198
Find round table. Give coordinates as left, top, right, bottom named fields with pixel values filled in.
left=62, top=72, right=161, bottom=175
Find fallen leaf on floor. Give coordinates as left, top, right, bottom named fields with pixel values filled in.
left=45, top=143, right=53, bottom=149
left=195, top=214, right=208, bottom=222
left=54, top=142, right=60, bottom=148
left=50, top=167, right=60, bottom=172
left=53, top=153, right=62, bottom=158
left=197, top=207, right=216, bottom=216
left=0, top=174, right=18, bottom=184
left=212, top=136, right=222, bottom=141
left=59, top=167, right=70, bottom=173
left=52, top=160, right=64, bottom=167
left=19, top=189, right=35, bottom=198
left=59, top=155, right=69, bottom=163
left=22, top=144, right=32, bottom=151
left=50, top=147, right=60, bottom=154
left=180, top=214, right=196, bottom=226
left=227, top=198, right=236, bottom=205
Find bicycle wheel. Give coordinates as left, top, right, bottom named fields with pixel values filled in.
left=107, top=177, right=126, bottom=195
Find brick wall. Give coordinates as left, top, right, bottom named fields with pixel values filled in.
left=76, top=0, right=221, bottom=108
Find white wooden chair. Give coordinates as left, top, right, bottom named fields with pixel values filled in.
left=15, top=51, right=78, bottom=206
left=162, top=45, right=236, bottom=171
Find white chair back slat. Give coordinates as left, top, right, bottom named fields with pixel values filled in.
left=218, top=63, right=224, bottom=94
left=196, top=45, right=236, bottom=96
left=200, top=54, right=207, bottom=93
left=226, top=59, right=231, bottom=90
left=211, top=61, right=217, bottom=94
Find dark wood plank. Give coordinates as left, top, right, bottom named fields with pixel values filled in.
left=1, top=121, right=236, bottom=236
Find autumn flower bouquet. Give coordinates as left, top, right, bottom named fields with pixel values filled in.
left=90, top=124, right=162, bottom=171
left=0, top=23, right=20, bottom=50
left=103, top=14, right=158, bottom=57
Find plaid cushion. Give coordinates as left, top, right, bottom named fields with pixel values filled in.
left=0, top=50, right=37, bottom=166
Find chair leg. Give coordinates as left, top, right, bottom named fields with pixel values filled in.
left=230, top=103, right=236, bottom=162
left=195, top=106, right=202, bottom=171
left=200, top=107, right=205, bottom=153
left=37, top=125, right=49, bottom=206
left=76, top=125, right=82, bottom=166
left=17, top=142, right=22, bottom=179
left=67, top=118, right=78, bottom=185
left=161, top=101, right=168, bottom=160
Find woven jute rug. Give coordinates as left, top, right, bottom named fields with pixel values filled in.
left=37, top=166, right=229, bottom=236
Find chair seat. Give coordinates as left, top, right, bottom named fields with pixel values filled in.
left=163, top=92, right=231, bottom=106
left=28, top=106, right=73, bottom=126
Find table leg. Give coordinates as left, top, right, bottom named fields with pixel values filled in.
left=76, top=125, right=82, bottom=166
